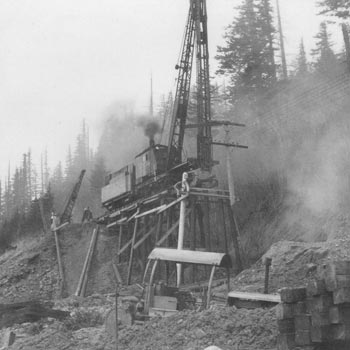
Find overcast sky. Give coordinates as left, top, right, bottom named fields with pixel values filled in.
left=0, top=0, right=344, bottom=180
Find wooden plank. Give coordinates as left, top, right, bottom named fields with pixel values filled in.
left=280, top=287, right=306, bottom=303
left=227, top=291, right=281, bottom=303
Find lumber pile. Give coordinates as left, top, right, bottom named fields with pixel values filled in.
left=277, top=261, right=350, bottom=350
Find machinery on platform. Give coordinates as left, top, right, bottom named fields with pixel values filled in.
left=101, top=0, right=215, bottom=213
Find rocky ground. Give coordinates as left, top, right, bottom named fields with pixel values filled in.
left=1, top=219, right=350, bottom=349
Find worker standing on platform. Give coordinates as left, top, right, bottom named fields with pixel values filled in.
left=81, top=206, right=93, bottom=224
left=50, top=211, right=60, bottom=231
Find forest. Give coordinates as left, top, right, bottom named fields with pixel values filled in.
left=0, top=0, right=349, bottom=250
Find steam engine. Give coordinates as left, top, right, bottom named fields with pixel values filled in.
left=101, top=140, right=169, bottom=210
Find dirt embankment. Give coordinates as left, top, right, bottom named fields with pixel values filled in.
left=0, top=223, right=118, bottom=303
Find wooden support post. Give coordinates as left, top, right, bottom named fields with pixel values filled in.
left=75, top=227, right=99, bottom=297
left=112, top=263, right=123, bottom=285
left=190, top=199, right=197, bottom=283
left=115, top=284, right=119, bottom=350
left=117, top=225, right=123, bottom=264
left=203, top=198, right=209, bottom=249
left=264, top=257, right=272, bottom=294
left=225, top=133, right=243, bottom=271
left=207, top=266, right=216, bottom=308
left=220, top=199, right=228, bottom=254
left=127, top=218, right=139, bottom=285
left=53, top=228, right=65, bottom=297
left=80, top=227, right=99, bottom=297
left=227, top=202, right=243, bottom=272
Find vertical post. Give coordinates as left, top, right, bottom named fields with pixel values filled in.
left=177, top=173, right=189, bottom=287
left=206, top=265, right=216, bottom=308
left=190, top=199, right=197, bottom=283
left=263, top=257, right=272, bottom=294
left=53, top=229, right=65, bottom=297
left=127, top=216, right=139, bottom=285
left=117, top=225, right=123, bottom=264
left=225, top=129, right=243, bottom=272
left=220, top=199, right=228, bottom=253
left=342, top=23, right=350, bottom=72
left=115, top=284, right=119, bottom=350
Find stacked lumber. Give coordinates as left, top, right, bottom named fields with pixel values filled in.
left=277, top=261, right=350, bottom=350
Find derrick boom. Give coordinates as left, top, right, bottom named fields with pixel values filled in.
left=167, top=6, right=195, bottom=169
left=167, top=0, right=212, bottom=171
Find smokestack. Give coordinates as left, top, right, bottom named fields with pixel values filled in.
left=149, top=138, right=155, bottom=148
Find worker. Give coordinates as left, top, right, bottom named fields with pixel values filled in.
left=81, top=206, right=93, bottom=224
left=50, top=211, right=60, bottom=231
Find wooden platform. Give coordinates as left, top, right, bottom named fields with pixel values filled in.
left=227, top=291, right=281, bottom=309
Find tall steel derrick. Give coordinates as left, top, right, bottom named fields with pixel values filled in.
left=167, top=0, right=212, bottom=171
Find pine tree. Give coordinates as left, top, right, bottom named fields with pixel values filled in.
left=64, top=145, right=74, bottom=182
left=295, top=38, right=309, bottom=76
left=317, top=0, right=350, bottom=19
left=216, top=0, right=277, bottom=101
left=311, top=22, right=338, bottom=74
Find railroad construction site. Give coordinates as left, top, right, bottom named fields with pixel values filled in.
left=1, top=0, right=350, bottom=349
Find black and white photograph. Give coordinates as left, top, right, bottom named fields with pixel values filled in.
left=0, top=0, right=349, bottom=349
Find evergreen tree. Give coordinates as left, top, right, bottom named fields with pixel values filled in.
left=295, top=38, right=309, bottom=76
left=216, top=0, right=277, bottom=102
left=65, top=145, right=74, bottom=181
left=318, top=0, right=350, bottom=19
left=311, top=22, right=338, bottom=74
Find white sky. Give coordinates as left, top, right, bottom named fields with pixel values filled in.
left=0, top=0, right=344, bottom=180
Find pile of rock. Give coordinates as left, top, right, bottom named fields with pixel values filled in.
left=277, top=261, right=350, bottom=350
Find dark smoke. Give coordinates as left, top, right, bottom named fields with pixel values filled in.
left=137, top=118, right=161, bottom=140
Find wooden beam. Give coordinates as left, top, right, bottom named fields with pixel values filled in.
left=127, top=218, right=139, bottom=285
left=227, top=291, right=281, bottom=303
left=53, top=229, right=65, bottom=297
left=157, top=194, right=189, bottom=214
left=112, top=263, right=123, bottom=284
left=156, top=219, right=180, bottom=246
left=133, top=226, right=157, bottom=250
left=80, top=227, right=99, bottom=297
left=75, top=227, right=99, bottom=297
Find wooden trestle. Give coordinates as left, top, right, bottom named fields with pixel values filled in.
left=107, top=186, right=243, bottom=286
